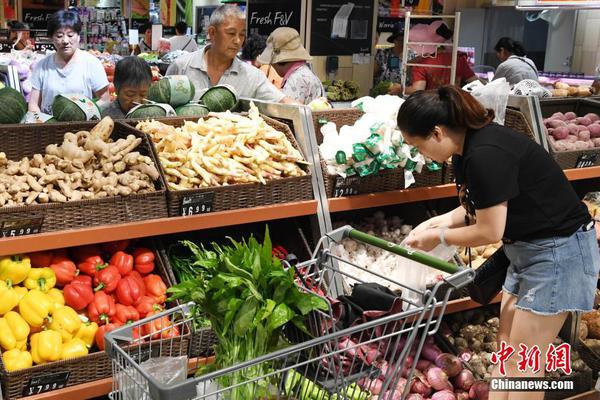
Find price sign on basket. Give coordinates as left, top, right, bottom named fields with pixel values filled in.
left=180, top=192, right=215, bottom=216
left=23, top=372, right=70, bottom=397
left=1, top=217, right=44, bottom=237
left=333, top=176, right=360, bottom=197
left=575, top=154, right=597, bottom=169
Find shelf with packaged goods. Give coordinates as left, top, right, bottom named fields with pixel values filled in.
left=0, top=200, right=317, bottom=256
left=328, top=166, right=600, bottom=213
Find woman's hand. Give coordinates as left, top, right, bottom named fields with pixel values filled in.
left=411, top=218, right=435, bottom=236
left=404, top=228, right=440, bottom=252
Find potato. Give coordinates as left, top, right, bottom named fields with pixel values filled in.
left=567, top=123, right=579, bottom=135
left=470, top=247, right=479, bottom=257
left=547, top=119, right=567, bottom=129
left=578, top=86, right=592, bottom=97
left=551, top=112, right=566, bottom=120
left=577, top=117, right=593, bottom=126
left=472, top=257, right=486, bottom=269
left=460, top=252, right=470, bottom=264
left=589, top=124, right=600, bottom=138
left=566, top=135, right=578, bottom=143
left=592, top=138, right=600, bottom=148
left=565, top=111, right=577, bottom=120
left=474, top=245, right=487, bottom=255
left=578, top=130, right=591, bottom=141
left=552, top=89, right=569, bottom=97
left=552, top=126, right=569, bottom=140
left=552, top=140, right=569, bottom=152
left=555, top=82, right=570, bottom=90
left=585, top=113, right=600, bottom=122
left=567, top=86, right=578, bottom=96
left=482, top=247, right=496, bottom=259
left=587, top=317, right=600, bottom=340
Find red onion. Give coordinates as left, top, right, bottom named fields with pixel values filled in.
left=379, top=390, right=402, bottom=400
left=469, top=380, right=490, bottom=400
left=426, top=367, right=453, bottom=391
left=362, top=378, right=384, bottom=395
left=432, top=390, right=457, bottom=400
left=435, top=353, right=462, bottom=378
left=410, top=371, right=432, bottom=397
left=406, top=395, right=426, bottom=400
left=459, top=351, right=472, bottom=362
left=456, top=391, right=470, bottom=400
left=395, top=377, right=407, bottom=393
left=421, top=343, right=443, bottom=362
left=453, top=369, right=475, bottom=391
left=416, top=359, right=432, bottom=371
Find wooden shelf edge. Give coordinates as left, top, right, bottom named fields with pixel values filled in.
left=566, top=390, right=599, bottom=400
left=565, top=166, right=600, bottom=181
left=0, top=200, right=317, bottom=256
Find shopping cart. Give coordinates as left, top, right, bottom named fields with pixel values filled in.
left=105, top=225, right=474, bottom=400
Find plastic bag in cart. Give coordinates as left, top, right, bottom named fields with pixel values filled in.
left=116, top=356, right=188, bottom=400
left=463, top=78, right=510, bottom=125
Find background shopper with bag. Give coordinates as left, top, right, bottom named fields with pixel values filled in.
left=398, top=85, right=600, bottom=400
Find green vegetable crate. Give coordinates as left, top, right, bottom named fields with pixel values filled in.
left=105, top=225, right=475, bottom=400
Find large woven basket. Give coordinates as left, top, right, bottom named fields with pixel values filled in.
left=539, top=98, right=600, bottom=169
left=0, top=121, right=168, bottom=233
left=312, top=109, right=408, bottom=196
left=128, top=115, right=313, bottom=217
left=0, top=243, right=178, bottom=399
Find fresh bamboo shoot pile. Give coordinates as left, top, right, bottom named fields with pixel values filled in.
left=135, top=104, right=307, bottom=190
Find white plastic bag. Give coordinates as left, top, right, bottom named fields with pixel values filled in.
left=464, top=78, right=510, bottom=125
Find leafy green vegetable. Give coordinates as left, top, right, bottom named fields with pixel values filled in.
left=168, top=227, right=329, bottom=399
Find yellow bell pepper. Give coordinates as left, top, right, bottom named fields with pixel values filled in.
left=0, top=255, right=31, bottom=285
left=19, top=290, right=53, bottom=328
left=2, top=349, right=33, bottom=371
left=49, top=306, right=81, bottom=342
left=0, top=280, right=20, bottom=315
left=75, top=320, right=99, bottom=348
left=47, top=288, right=65, bottom=312
left=13, top=286, right=27, bottom=303
left=60, top=338, right=88, bottom=360
left=30, top=330, right=62, bottom=364
left=24, top=268, right=56, bottom=293
left=0, top=311, right=30, bottom=351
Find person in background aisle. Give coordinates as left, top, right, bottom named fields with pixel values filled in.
left=399, top=85, right=599, bottom=400
left=101, top=57, right=152, bottom=119
left=169, top=21, right=198, bottom=52
left=166, top=5, right=295, bottom=104
left=29, top=10, right=109, bottom=114
left=374, top=24, right=405, bottom=95
left=493, top=37, right=538, bottom=86
left=135, top=23, right=152, bottom=54
left=241, top=33, right=282, bottom=89
left=256, top=27, right=324, bottom=105
left=404, top=21, right=477, bottom=94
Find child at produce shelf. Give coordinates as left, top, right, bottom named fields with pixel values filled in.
left=101, top=56, right=152, bottom=119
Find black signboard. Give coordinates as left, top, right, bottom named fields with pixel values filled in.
left=180, top=192, right=215, bottom=216
left=22, top=9, right=55, bottom=30
left=310, top=0, right=374, bottom=56
left=247, top=0, right=302, bottom=37
left=23, top=372, right=70, bottom=397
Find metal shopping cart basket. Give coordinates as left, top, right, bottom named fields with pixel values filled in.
left=105, top=226, right=474, bottom=400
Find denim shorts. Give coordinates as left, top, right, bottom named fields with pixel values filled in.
left=502, top=225, right=600, bottom=315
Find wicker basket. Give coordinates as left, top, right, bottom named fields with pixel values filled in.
left=543, top=369, right=593, bottom=400
left=538, top=98, right=600, bottom=169
left=312, top=109, right=408, bottom=196
left=576, top=340, right=600, bottom=382
left=0, top=122, right=168, bottom=233
left=128, top=116, right=313, bottom=217
left=0, top=243, right=178, bottom=400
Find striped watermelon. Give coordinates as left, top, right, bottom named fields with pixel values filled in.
left=52, top=94, right=101, bottom=122
left=0, top=87, right=27, bottom=124
left=175, top=103, right=209, bottom=117
left=148, top=75, right=195, bottom=107
left=126, top=103, right=176, bottom=119
left=200, top=85, right=238, bottom=112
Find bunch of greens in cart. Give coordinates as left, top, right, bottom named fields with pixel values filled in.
left=167, top=228, right=329, bottom=399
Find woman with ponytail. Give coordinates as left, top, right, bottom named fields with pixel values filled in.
left=399, top=86, right=599, bottom=400
left=493, top=37, right=538, bottom=85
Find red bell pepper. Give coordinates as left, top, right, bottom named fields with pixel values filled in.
left=101, top=240, right=131, bottom=255
left=141, top=310, right=180, bottom=340
left=95, top=321, right=123, bottom=351
left=127, top=271, right=147, bottom=297
left=110, top=251, right=134, bottom=276
left=135, top=296, right=161, bottom=318
left=115, top=275, right=144, bottom=306
left=133, top=248, right=155, bottom=275
left=63, top=279, right=94, bottom=311
left=87, top=291, right=116, bottom=325
left=28, top=251, right=54, bottom=268
left=78, top=256, right=105, bottom=277
left=72, top=275, right=93, bottom=287
left=143, top=274, right=167, bottom=304
left=70, top=244, right=102, bottom=263
left=115, top=304, right=140, bottom=324
left=94, top=264, right=121, bottom=293
left=49, top=257, right=78, bottom=286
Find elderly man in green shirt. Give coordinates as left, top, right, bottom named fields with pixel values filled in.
left=167, top=5, right=296, bottom=104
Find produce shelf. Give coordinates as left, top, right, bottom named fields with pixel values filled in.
left=0, top=200, right=317, bottom=256
left=26, top=378, right=112, bottom=400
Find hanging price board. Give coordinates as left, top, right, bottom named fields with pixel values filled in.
left=180, top=192, right=215, bottom=216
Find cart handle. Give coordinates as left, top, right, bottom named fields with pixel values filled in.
left=327, top=225, right=460, bottom=275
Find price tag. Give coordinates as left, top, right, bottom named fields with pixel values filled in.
left=180, top=192, right=215, bottom=216
left=23, top=372, right=70, bottom=397
left=0, top=42, right=12, bottom=53
left=1, top=217, right=44, bottom=237
left=333, top=176, right=360, bottom=197
left=575, top=154, right=597, bottom=168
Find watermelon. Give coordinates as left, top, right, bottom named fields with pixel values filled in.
left=175, top=103, right=209, bottom=117
left=126, top=103, right=176, bottom=119
left=148, top=75, right=195, bottom=107
left=52, top=94, right=101, bottom=122
left=0, top=87, right=27, bottom=124
left=200, top=85, right=238, bottom=112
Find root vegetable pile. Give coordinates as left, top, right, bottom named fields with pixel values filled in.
left=543, top=111, right=600, bottom=152
left=0, top=117, right=159, bottom=206
left=458, top=243, right=502, bottom=269
left=135, top=104, right=307, bottom=190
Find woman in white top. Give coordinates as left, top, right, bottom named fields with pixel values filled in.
left=493, top=37, right=538, bottom=86
left=256, top=27, right=324, bottom=105
left=169, top=21, right=198, bottom=52
left=29, top=10, right=109, bottom=114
